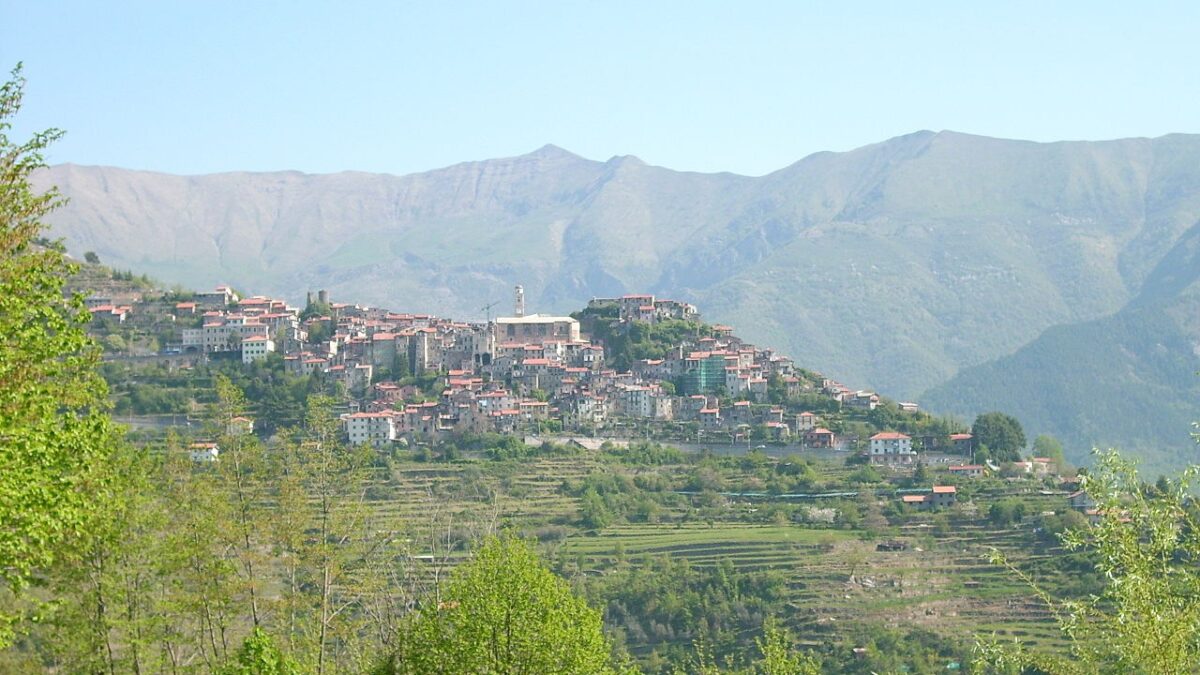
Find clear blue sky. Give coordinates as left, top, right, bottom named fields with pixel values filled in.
left=3, top=1, right=1198, bottom=176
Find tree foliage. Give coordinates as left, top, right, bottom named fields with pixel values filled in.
left=219, top=628, right=302, bottom=675
left=972, top=412, right=1026, bottom=462
left=0, top=63, right=121, bottom=645
left=979, top=449, right=1200, bottom=673
left=751, top=618, right=819, bottom=675
left=381, top=534, right=617, bottom=674
left=1033, top=433, right=1067, bottom=470
left=588, top=318, right=712, bottom=372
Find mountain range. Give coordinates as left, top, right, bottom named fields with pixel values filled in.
left=34, top=131, right=1200, bottom=469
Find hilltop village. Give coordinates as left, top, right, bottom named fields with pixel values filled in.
left=85, top=278, right=1062, bottom=479
left=75, top=271, right=1103, bottom=672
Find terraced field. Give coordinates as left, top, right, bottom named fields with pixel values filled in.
left=356, top=454, right=1077, bottom=655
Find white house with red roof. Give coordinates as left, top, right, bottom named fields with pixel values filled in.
left=870, top=431, right=915, bottom=465
left=189, top=441, right=220, bottom=462
left=342, top=411, right=396, bottom=447
left=241, top=335, right=275, bottom=363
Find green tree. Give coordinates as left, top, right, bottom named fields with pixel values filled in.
left=158, top=433, right=244, bottom=669
left=0, top=64, right=121, bottom=645
left=980, top=449, right=1200, bottom=673
left=580, top=488, right=614, bottom=530
left=972, top=412, right=1026, bottom=462
left=390, top=350, right=410, bottom=380
left=282, top=395, right=396, bottom=673
left=209, top=375, right=270, bottom=627
left=752, top=617, right=819, bottom=675
left=219, top=627, right=302, bottom=675
left=103, top=332, right=126, bottom=353
left=987, top=500, right=1025, bottom=528
left=1033, top=433, right=1067, bottom=469
left=380, top=534, right=617, bottom=674
left=40, top=444, right=170, bottom=672
left=911, top=462, right=930, bottom=485
left=300, top=298, right=332, bottom=321
left=306, top=319, right=331, bottom=344
left=83, top=250, right=99, bottom=264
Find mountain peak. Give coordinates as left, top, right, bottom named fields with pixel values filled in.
left=605, top=154, right=646, bottom=167
left=527, top=144, right=580, bottom=160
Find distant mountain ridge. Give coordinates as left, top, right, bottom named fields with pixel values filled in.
left=35, top=131, right=1200, bottom=466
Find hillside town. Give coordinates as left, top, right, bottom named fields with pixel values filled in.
left=86, top=281, right=1068, bottom=481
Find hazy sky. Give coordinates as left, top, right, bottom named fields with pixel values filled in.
left=3, top=1, right=1197, bottom=176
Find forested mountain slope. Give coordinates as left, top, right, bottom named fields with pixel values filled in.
left=926, top=219, right=1200, bottom=473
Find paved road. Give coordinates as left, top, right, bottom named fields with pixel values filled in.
left=526, top=434, right=852, bottom=459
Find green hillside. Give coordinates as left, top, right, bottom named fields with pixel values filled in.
left=925, top=221, right=1200, bottom=474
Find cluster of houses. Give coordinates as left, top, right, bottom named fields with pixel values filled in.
left=174, top=286, right=303, bottom=364
left=332, top=290, right=849, bottom=447
left=150, top=285, right=907, bottom=449
left=88, top=281, right=1092, bottom=524
left=86, top=299, right=134, bottom=323
left=92, top=282, right=1004, bottom=467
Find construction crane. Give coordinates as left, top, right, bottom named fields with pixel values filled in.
left=481, top=300, right=499, bottom=323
